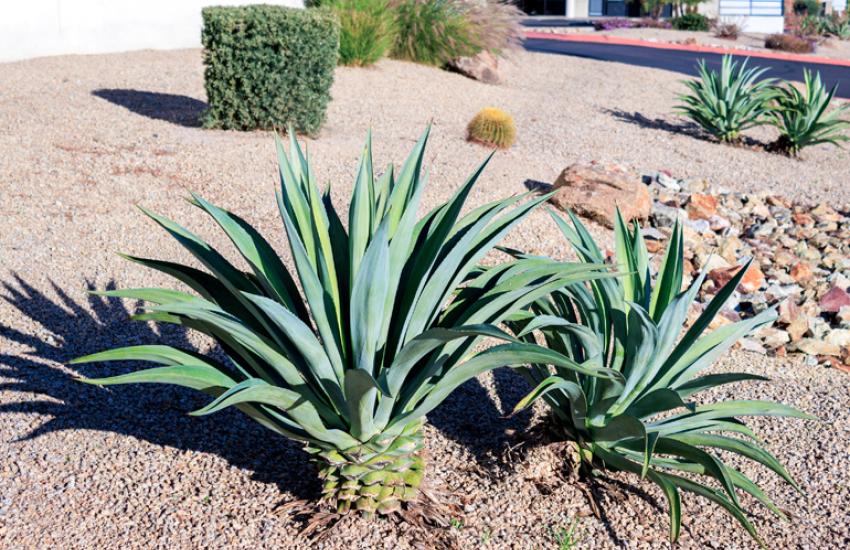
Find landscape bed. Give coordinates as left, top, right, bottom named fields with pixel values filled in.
left=1, top=47, right=849, bottom=549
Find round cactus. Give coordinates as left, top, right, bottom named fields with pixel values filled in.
left=466, top=107, right=516, bottom=149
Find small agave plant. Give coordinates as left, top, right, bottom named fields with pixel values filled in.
left=677, top=55, right=777, bottom=143
left=767, top=69, right=849, bottom=156
left=72, top=129, right=614, bottom=517
left=506, top=209, right=813, bottom=545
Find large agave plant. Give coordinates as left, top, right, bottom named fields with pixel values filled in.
left=767, top=69, right=849, bottom=156
left=506, top=209, right=813, bottom=545
left=72, top=129, right=614, bottom=517
left=677, top=55, right=777, bottom=143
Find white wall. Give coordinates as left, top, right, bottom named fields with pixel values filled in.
left=0, top=1, right=304, bottom=62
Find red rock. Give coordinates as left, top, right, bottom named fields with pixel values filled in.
left=549, top=164, right=651, bottom=228
left=820, top=286, right=850, bottom=313
left=708, top=263, right=766, bottom=294
left=686, top=193, right=718, bottom=221
left=789, top=261, right=813, bottom=283
left=792, top=212, right=814, bottom=227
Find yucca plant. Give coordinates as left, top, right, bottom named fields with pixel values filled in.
left=71, top=128, right=616, bottom=517
left=767, top=69, right=850, bottom=156
left=677, top=55, right=777, bottom=143
left=506, top=209, right=813, bottom=545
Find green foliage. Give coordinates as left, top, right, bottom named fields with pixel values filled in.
left=677, top=55, right=777, bottom=143
left=767, top=70, right=850, bottom=156
left=800, top=13, right=850, bottom=39
left=390, top=0, right=481, bottom=66
left=73, top=128, right=614, bottom=516
left=671, top=13, right=710, bottom=31
left=328, top=0, right=397, bottom=66
left=506, top=209, right=813, bottom=545
left=551, top=518, right=584, bottom=550
left=467, top=107, right=516, bottom=149
left=200, top=6, right=339, bottom=134
left=793, top=0, right=822, bottom=15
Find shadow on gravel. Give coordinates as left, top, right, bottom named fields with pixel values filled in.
left=429, top=368, right=533, bottom=467
left=604, top=108, right=708, bottom=140
left=0, top=274, right=318, bottom=502
left=92, top=89, right=207, bottom=127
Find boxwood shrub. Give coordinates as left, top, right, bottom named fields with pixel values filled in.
left=201, top=5, right=339, bottom=134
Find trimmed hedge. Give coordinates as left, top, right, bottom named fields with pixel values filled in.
left=201, top=6, right=339, bottom=134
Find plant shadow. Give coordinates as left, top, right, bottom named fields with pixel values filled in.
left=429, top=366, right=533, bottom=467
left=91, top=89, right=207, bottom=127
left=0, top=274, right=318, bottom=502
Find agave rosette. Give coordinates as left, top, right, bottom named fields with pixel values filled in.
left=768, top=69, right=850, bottom=156
left=507, top=209, right=813, bottom=545
left=72, top=129, right=616, bottom=516
left=677, top=55, right=777, bottom=143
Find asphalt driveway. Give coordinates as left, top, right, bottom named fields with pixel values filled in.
left=524, top=37, right=850, bottom=99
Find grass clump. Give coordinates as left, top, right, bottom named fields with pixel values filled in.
left=467, top=107, right=516, bottom=149
left=327, top=0, right=397, bottom=66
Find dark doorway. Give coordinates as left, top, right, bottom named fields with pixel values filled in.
left=520, top=0, right=567, bottom=15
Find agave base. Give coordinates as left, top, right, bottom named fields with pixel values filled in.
left=310, top=421, right=425, bottom=517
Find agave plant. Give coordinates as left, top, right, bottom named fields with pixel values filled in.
left=677, top=55, right=777, bottom=143
left=767, top=69, right=850, bottom=156
left=72, top=129, right=615, bottom=517
left=506, top=209, right=813, bottom=545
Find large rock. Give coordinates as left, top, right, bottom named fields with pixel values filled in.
left=448, top=51, right=501, bottom=84
left=549, top=164, right=651, bottom=228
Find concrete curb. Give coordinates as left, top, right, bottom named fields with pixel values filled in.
left=523, top=31, right=850, bottom=68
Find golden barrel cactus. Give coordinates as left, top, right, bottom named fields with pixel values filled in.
left=466, top=107, right=516, bottom=149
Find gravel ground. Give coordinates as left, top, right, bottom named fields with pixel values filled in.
left=1, top=48, right=849, bottom=549
left=533, top=26, right=850, bottom=62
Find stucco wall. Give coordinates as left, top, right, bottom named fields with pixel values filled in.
left=0, top=1, right=304, bottom=62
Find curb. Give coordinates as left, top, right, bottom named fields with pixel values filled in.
left=523, top=31, right=850, bottom=68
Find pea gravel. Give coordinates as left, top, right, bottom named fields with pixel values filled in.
left=1, top=48, right=848, bottom=550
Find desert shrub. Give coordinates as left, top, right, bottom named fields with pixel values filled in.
left=389, top=0, right=520, bottom=66
left=713, top=20, right=740, bottom=39
left=200, top=6, right=339, bottom=134
left=328, top=0, right=397, bottom=66
left=467, top=107, right=516, bottom=148
left=793, top=0, right=822, bottom=14
left=390, top=0, right=480, bottom=65
left=799, top=13, right=850, bottom=39
left=506, top=210, right=811, bottom=545
left=765, top=33, right=816, bottom=53
left=671, top=13, right=711, bottom=31
left=677, top=55, right=777, bottom=142
left=767, top=70, right=850, bottom=155
left=594, top=18, right=636, bottom=30
left=75, top=128, right=606, bottom=517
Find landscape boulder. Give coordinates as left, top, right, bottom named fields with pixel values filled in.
left=549, top=164, right=651, bottom=228
left=448, top=51, right=501, bottom=84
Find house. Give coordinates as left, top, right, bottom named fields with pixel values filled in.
left=518, top=0, right=785, bottom=34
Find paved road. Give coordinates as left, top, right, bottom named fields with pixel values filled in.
left=524, top=37, right=850, bottom=99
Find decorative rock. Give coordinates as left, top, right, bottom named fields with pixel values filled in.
left=687, top=193, right=718, bottom=220
left=652, top=201, right=685, bottom=228
left=739, top=338, right=767, bottom=354
left=795, top=338, right=841, bottom=356
left=708, top=263, right=766, bottom=294
left=790, top=261, right=814, bottom=283
left=550, top=164, right=652, bottom=228
left=758, top=327, right=790, bottom=349
left=838, top=306, right=850, bottom=327
left=820, top=286, right=850, bottom=313
left=448, top=50, right=501, bottom=84
left=826, top=329, right=850, bottom=347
